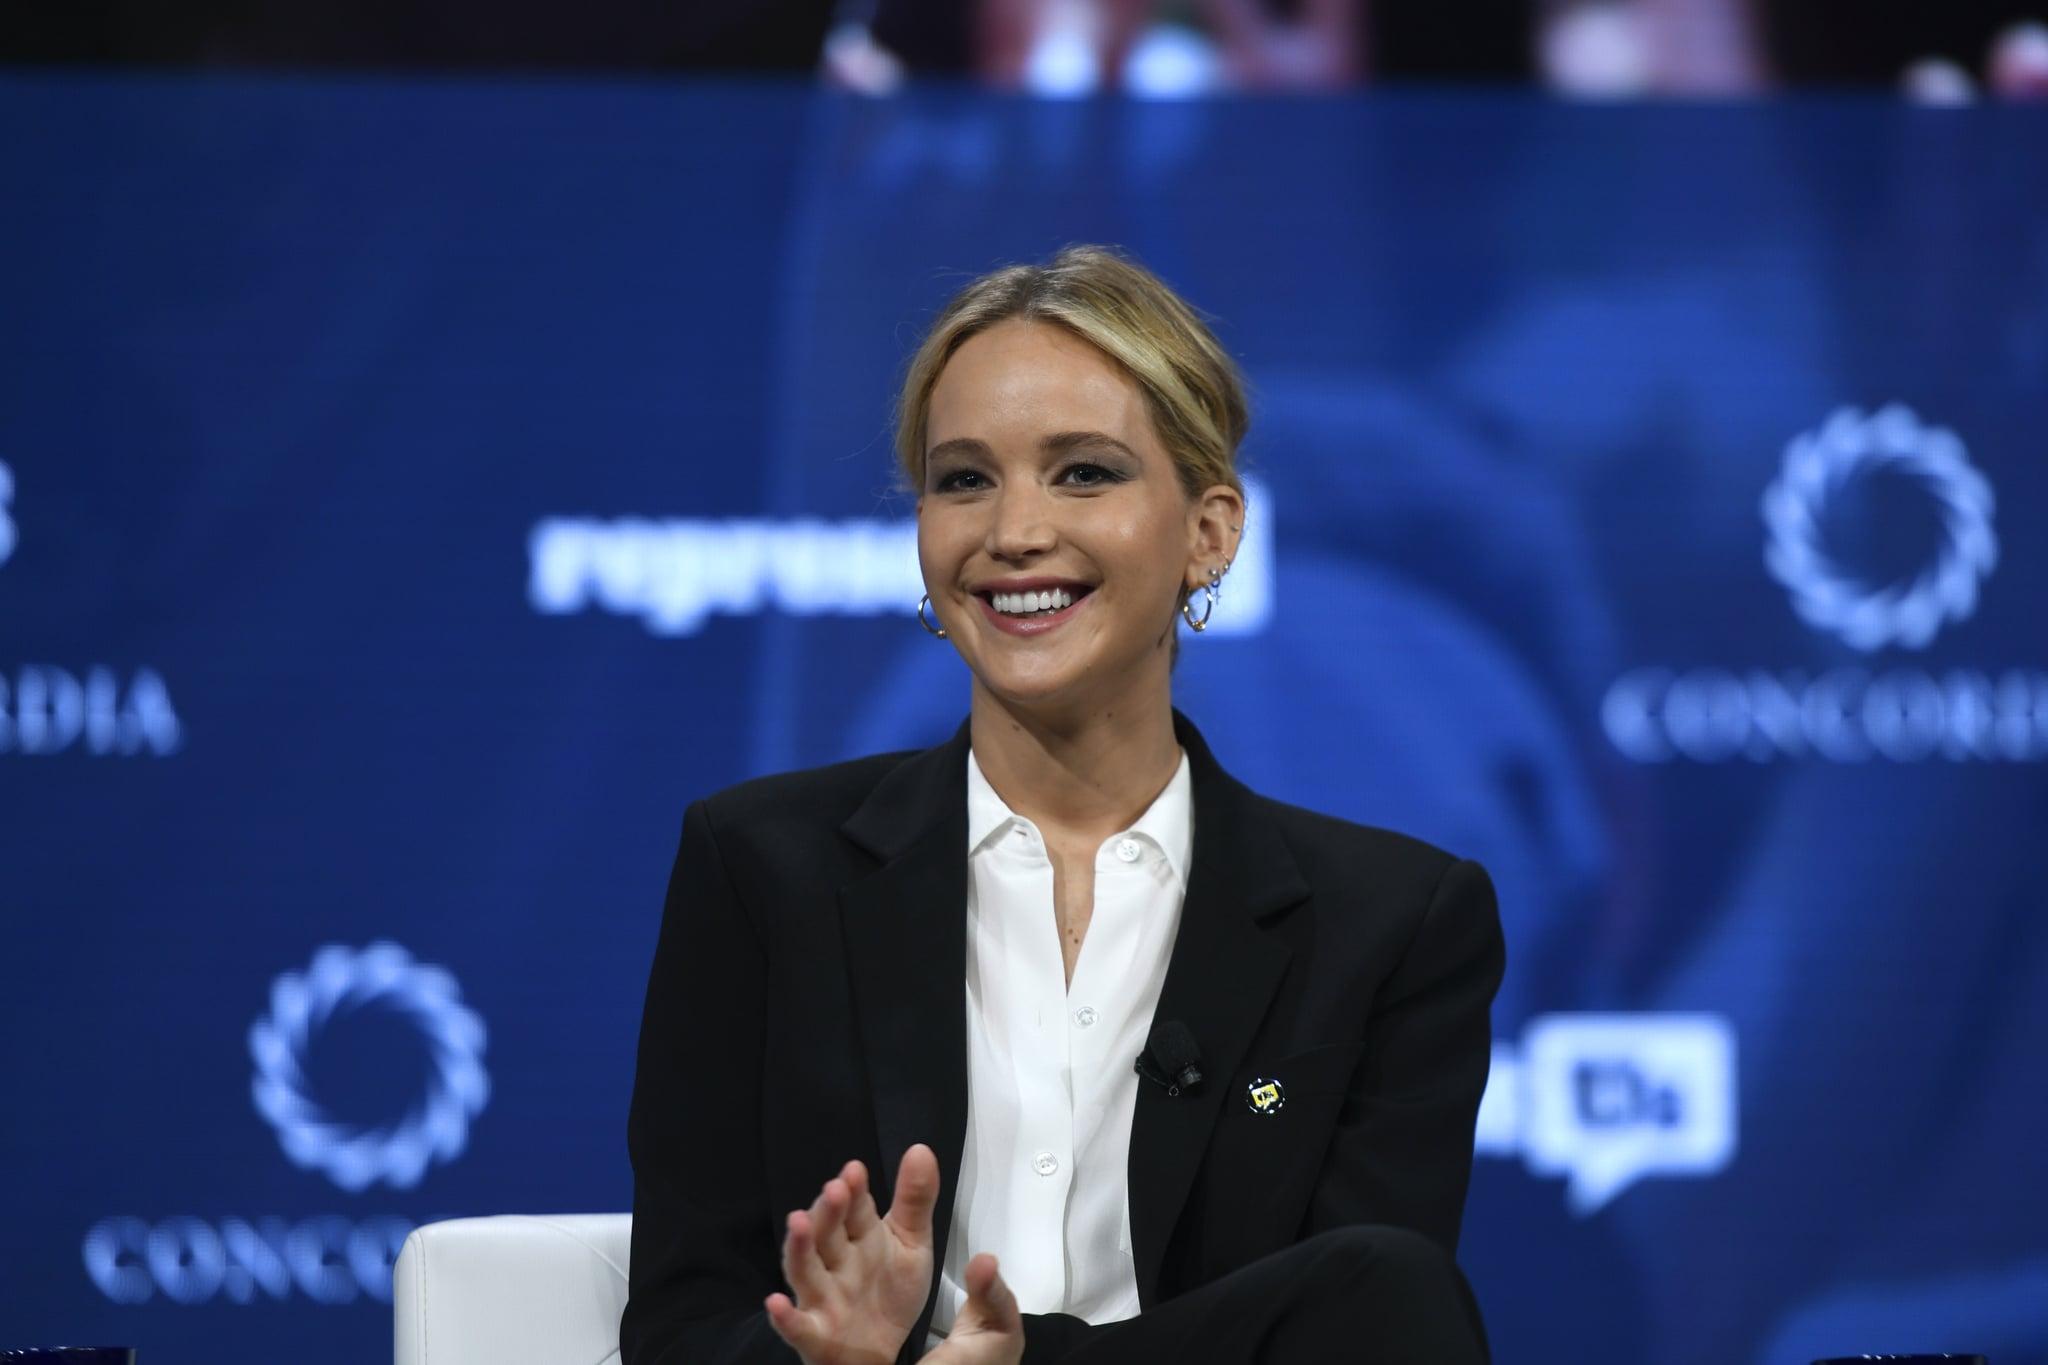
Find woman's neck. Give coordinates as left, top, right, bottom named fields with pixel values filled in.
left=967, top=685, right=1184, bottom=844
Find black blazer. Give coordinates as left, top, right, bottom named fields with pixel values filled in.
left=623, top=714, right=1504, bottom=1365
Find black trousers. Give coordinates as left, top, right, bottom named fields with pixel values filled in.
left=1020, top=1226, right=1491, bottom=1365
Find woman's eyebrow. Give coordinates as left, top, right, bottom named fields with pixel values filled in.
left=926, top=437, right=993, bottom=464
left=927, top=432, right=1139, bottom=463
left=1042, top=430, right=1139, bottom=460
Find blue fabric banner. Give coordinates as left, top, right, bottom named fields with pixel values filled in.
left=2, top=78, right=2044, bottom=1365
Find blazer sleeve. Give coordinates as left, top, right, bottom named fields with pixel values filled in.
left=1303, top=857, right=1506, bottom=1255
left=622, top=799, right=790, bottom=1365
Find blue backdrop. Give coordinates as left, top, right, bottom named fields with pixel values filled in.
left=2, top=77, right=2045, bottom=1365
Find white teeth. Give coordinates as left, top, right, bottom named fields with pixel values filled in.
left=991, top=588, right=1075, bottom=616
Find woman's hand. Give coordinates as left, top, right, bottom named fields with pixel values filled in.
left=765, top=1143, right=943, bottom=1365
left=917, top=1254, right=1024, bottom=1365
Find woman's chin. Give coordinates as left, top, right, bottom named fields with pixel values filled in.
left=969, top=652, right=1158, bottom=716
left=970, top=662, right=1097, bottom=712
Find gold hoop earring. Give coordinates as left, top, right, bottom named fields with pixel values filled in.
left=1181, top=583, right=1217, bottom=632
left=917, top=594, right=948, bottom=639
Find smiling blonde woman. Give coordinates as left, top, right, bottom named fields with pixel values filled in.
left=623, top=246, right=1502, bottom=1365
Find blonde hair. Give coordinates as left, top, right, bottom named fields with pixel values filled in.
left=895, top=246, right=1248, bottom=503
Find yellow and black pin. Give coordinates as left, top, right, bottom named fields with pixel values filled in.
left=1245, top=1077, right=1285, bottom=1116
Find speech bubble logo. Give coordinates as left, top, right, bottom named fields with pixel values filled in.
left=1520, top=1013, right=1737, bottom=1215
left=1472, top=1043, right=1522, bottom=1158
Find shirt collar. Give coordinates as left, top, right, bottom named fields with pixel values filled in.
left=965, top=748, right=1195, bottom=888
left=1127, top=751, right=1194, bottom=887
left=965, top=750, right=1021, bottom=856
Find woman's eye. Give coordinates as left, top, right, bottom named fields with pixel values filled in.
left=1061, top=462, right=1121, bottom=487
left=932, top=468, right=989, bottom=493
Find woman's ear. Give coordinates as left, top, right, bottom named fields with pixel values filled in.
left=1186, top=483, right=1246, bottom=589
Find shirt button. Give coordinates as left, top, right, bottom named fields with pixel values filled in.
left=1032, top=1151, right=1059, bottom=1177
left=1115, top=838, right=1142, bottom=863
left=1074, top=1006, right=1098, bottom=1029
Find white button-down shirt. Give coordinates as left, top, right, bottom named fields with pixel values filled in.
left=929, top=749, right=1193, bottom=1338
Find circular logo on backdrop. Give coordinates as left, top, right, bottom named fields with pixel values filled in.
left=0, top=460, right=16, bottom=569
left=1762, top=405, right=1997, bottom=652
left=248, top=942, right=490, bottom=1193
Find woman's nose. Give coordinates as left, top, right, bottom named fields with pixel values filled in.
left=986, top=487, right=1057, bottom=558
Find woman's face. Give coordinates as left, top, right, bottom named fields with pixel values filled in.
left=917, top=319, right=1238, bottom=714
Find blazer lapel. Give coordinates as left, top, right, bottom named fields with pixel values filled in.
left=838, top=721, right=973, bottom=1332
left=1128, top=715, right=1309, bottom=1306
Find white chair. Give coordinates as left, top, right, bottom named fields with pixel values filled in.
left=393, top=1214, right=632, bottom=1365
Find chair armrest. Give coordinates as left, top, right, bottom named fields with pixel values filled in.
left=394, top=1214, right=632, bottom=1365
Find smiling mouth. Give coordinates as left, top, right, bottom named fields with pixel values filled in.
left=981, top=586, right=1093, bottom=618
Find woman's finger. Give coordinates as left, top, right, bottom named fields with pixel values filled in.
left=962, top=1252, right=1021, bottom=1334
left=887, top=1143, right=942, bottom=1244
left=810, top=1176, right=852, bottom=1270
left=842, top=1159, right=882, bottom=1239
left=764, top=1291, right=824, bottom=1352
left=780, top=1208, right=828, bottom=1298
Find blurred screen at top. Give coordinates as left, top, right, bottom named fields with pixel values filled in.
left=16, top=0, right=2048, bottom=98
left=832, top=0, right=2048, bottom=99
